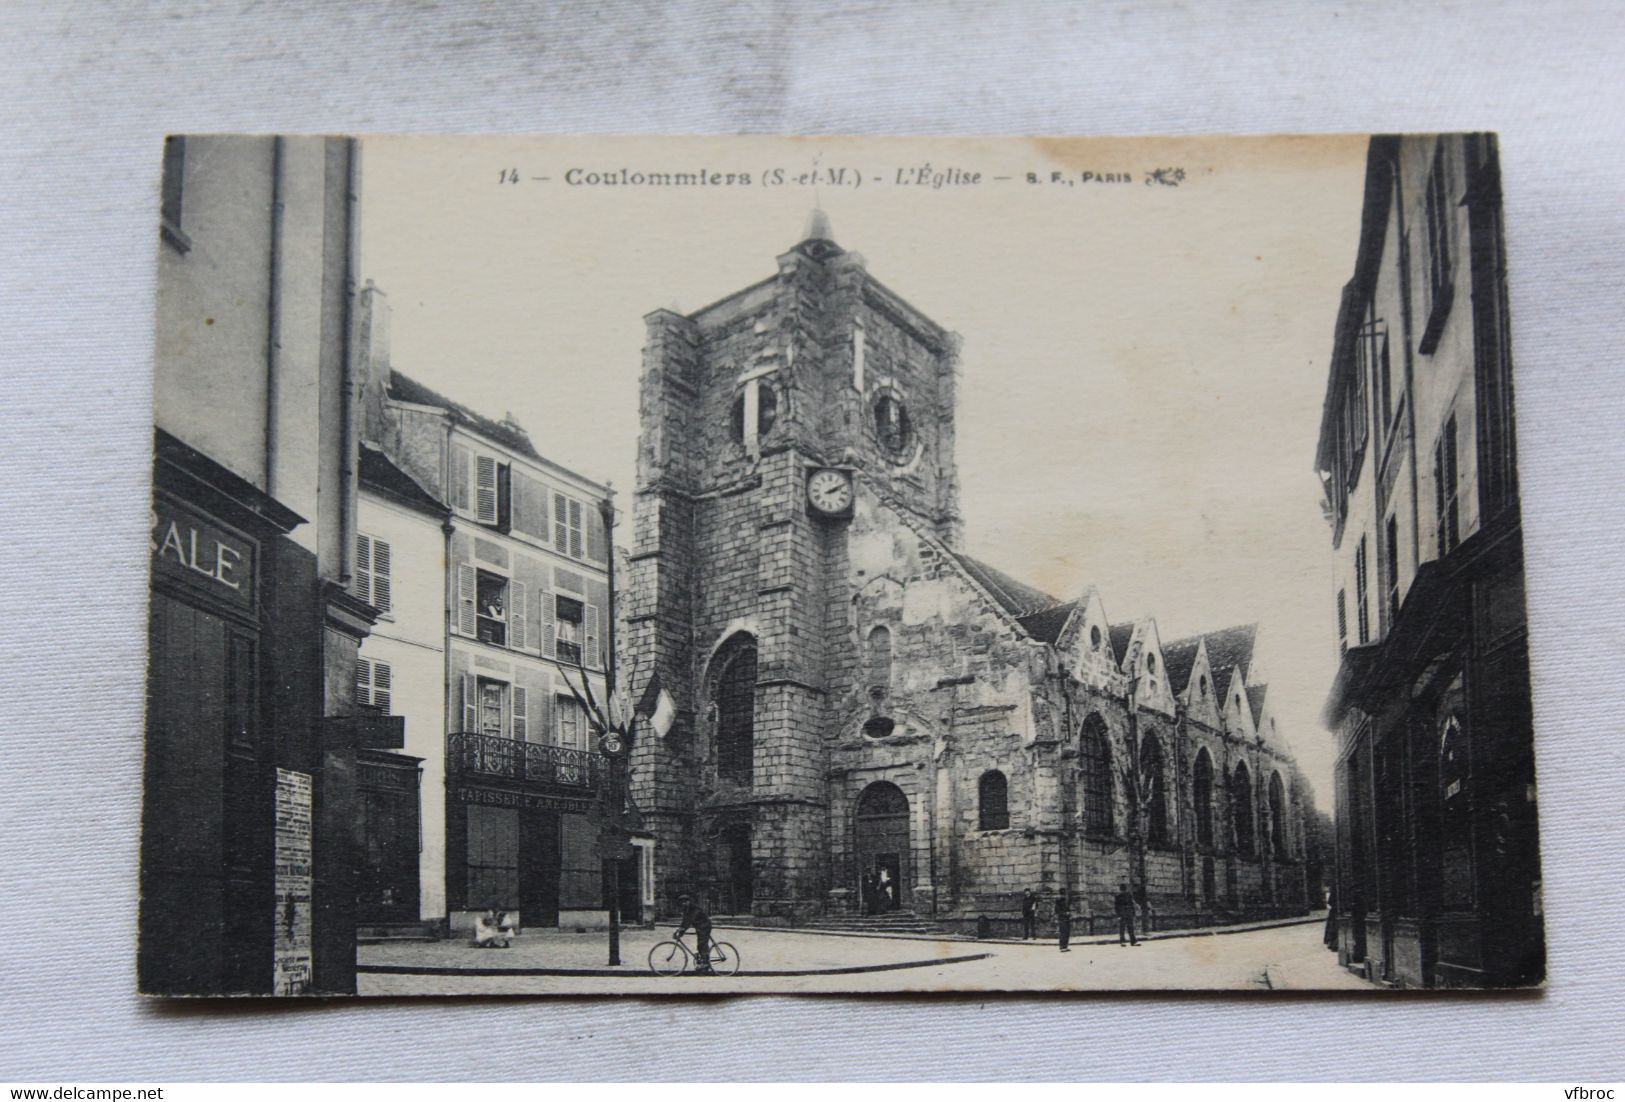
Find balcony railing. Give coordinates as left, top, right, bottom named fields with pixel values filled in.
left=448, top=732, right=601, bottom=790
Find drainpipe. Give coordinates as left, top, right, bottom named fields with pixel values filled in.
left=264, top=136, right=284, bottom=495
left=339, top=137, right=362, bottom=586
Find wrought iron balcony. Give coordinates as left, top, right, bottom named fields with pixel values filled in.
left=447, top=732, right=601, bottom=790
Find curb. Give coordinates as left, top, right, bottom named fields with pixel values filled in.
left=357, top=951, right=994, bottom=979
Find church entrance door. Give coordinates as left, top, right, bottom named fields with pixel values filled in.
left=855, top=782, right=910, bottom=913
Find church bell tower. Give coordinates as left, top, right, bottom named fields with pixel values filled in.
left=625, top=211, right=963, bottom=922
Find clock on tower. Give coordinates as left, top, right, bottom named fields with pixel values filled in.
left=806, top=467, right=854, bottom=519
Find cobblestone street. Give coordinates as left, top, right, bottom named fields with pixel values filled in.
left=358, top=914, right=1373, bottom=996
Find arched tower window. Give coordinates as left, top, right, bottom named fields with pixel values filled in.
left=1078, top=713, right=1113, bottom=837
left=978, top=770, right=1009, bottom=830
left=711, top=634, right=757, bottom=786
left=865, top=625, right=893, bottom=692
left=1194, top=748, right=1215, bottom=848
left=1269, top=771, right=1288, bottom=860
left=873, top=392, right=912, bottom=458
left=1139, top=731, right=1168, bottom=846
left=729, top=383, right=778, bottom=445
left=1232, top=761, right=1255, bottom=855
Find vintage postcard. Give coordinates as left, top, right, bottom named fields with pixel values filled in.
left=143, top=134, right=1542, bottom=996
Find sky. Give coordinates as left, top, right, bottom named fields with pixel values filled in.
left=358, top=134, right=1370, bottom=805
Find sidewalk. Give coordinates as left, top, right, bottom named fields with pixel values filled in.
left=358, top=924, right=991, bottom=977
left=713, top=910, right=1328, bottom=947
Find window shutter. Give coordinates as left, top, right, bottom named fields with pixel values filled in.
left=569, top=499, right=584, bottom=558
left=553, top=492, right=569, bottom=553
left=585, top=604, right=600, bottom=670
left=456, top=563, right=477, bottom=637
left=354, top=534, right=373, bottom=606
left=462, top=673, right=477, bottom=733
left=373, top=661, right=392, bottom=713
left=536, top=687, right=555, bottom=747
left=509, top=579, right=528, bottom=651
left=586, top=504, right=607, bottom=563
left=476, top=455, right=499, bottom=524
left=451, top=445, right=472, bottom=513
left=512, top=685, right=528, bottom=741
left=354, top=657, right=372, bottom=707
left=541, top=585, right=556, bottom=659
left=372, top=539, right=392, bottom=614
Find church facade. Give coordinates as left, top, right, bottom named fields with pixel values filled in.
left=624, top=214, right=1312, bottom=932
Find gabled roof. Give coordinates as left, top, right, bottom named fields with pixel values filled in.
left=1246, top=684, right=1269, bottom=728
left=1108, top=622, right=1137, bottom=666
left=359, top=442, right=448, bottom=516
left=1202, top=623, right=1259, bottom=692
left=388, top=369, right=542, bottom=462
left=1016, top=600, right=1078, bottom=644
left=951, top=551, right=1063, bottom=619
left=1160, top=636, right=1203, bottom=694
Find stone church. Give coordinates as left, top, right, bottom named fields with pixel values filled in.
left=624, top=212, right=1312, bottom=932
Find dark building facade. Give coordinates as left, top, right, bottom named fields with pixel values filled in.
left=625, top=213, right=1314, bottom=932
left=1316, top=134, right=1544, bottom=988
left=145, top=136, right=390, bottom=995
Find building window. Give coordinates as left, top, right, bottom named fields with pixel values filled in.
left=1232, top=762, right=1255, bottom=855
left=160, top=135, right=190, bottom=253
left=354, top=658, right=392, bottom=713
left=555, top=693, right=587, bottom=750
left=1194, top=749, right=1215, bottom=848
left=713, top=634, right=757, bottom=786
left=1355, top=536, right=1370, bottom=645
left=1435, top=414, right=1460, bottom=556
left=873, top=393, right=912, bottom=458
left=1385, top=514, right=1401, bottom=625
left=730, top=380, right=779, bottom=447
left=1090, top=624, right=1102, bottom=650
left=475, top=570, right=508, bottom=646
left=1269, top=771, right=1289, bottom=861
left=354, top=533, right=392, bottom=615
left=1359, top=316, right=1391, bottom=439
left=553, top=492, right=585, bottom=559
left=477, top=677, right=506, bottom=738
left=1139, top=732, right=1168, bottom=847
left=978, top=771, right=1010, bottom=830
left=554, top=595, right=584, bottom=664
left=865, top=625, right=892, bottom=692
left=1420, top=141, right=1456, bottom=354
left=1079, top=714, right=1113, bottom=838
left=1336, top=587, right=1348, bottom=655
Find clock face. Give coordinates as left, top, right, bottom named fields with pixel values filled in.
left=807, top=468, right=853, bottom=516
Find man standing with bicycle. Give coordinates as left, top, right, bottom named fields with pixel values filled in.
left=673, top=894, right=715, bottom=975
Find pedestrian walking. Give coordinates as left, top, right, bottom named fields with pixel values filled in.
left=1021, top=889, right=1037, bottom=939
left=1055, top=891, right=1072, bottom=952
left=1113, top=882, right=1139, bottom=946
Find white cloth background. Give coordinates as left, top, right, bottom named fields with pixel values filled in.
left=2, top=0, right=1622, bottom=1082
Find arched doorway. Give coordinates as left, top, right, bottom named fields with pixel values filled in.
left=855, top=781, right=910, bottom=914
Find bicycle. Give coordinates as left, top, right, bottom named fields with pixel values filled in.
left=647, top=930, right=741, bottom=977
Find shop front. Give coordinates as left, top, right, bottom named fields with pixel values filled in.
left=443, top=735, right=608, bottom=932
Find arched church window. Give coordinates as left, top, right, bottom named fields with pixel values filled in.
left=1232, top=761, right=1255, bottom=855
left=1269, top=771, right=1288, bottom=860
left=729, top=383, right=778, bottom=445
left=978, top=770, right=1010, bottom=830
left=1146, top=652, right=1157, bottom=676
left=712, top=634, right=757, bottom=785
left=1090, top=625, right=1102, bottom=650
left=873, top=393, right=912, bottom=458
left=1199, top=674, right=1208, bottom=697
left=1139, top=732, right=1168, bottom=846
left=1194, top=748, right=1215, bottom=848
left=1079, top=713, right=1113, bottom=837
left=866, top=625, right=893, bottom=692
